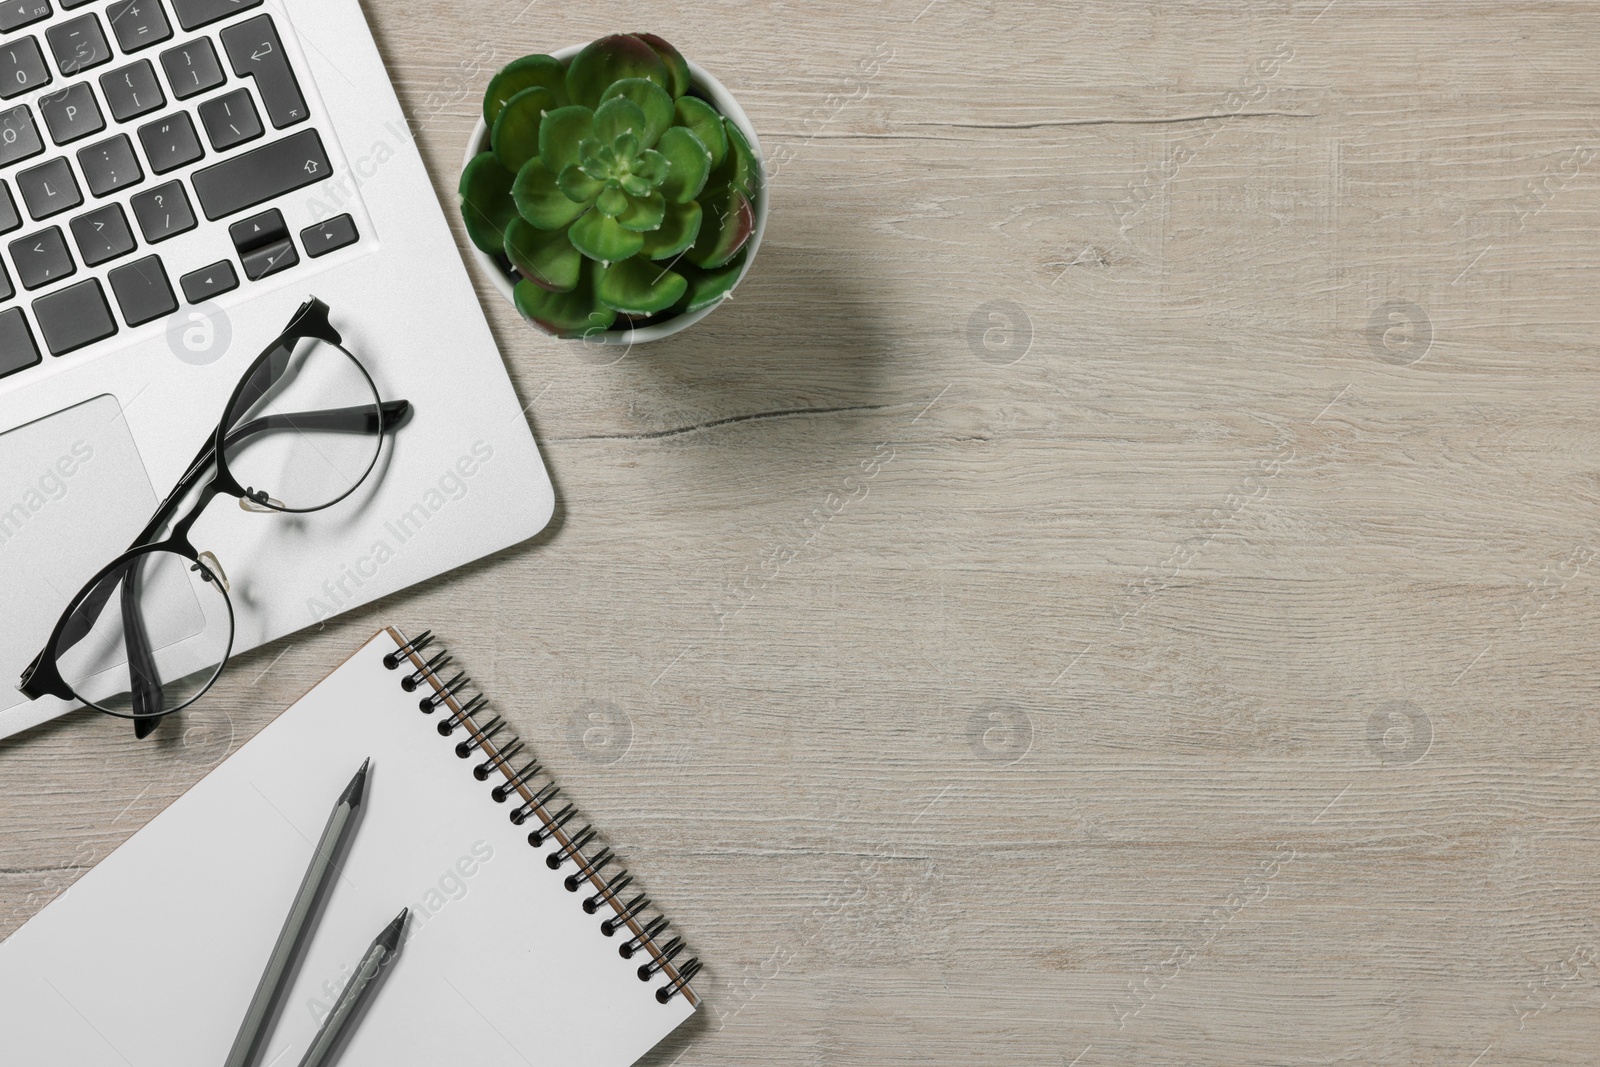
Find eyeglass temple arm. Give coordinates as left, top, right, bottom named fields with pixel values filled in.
left=18, top=556, right=148, bottom=702
left=223, top=399, right=411, bottom=447
left=122, top=577, right=165, bottom=737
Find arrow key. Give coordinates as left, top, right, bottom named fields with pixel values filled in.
left=301, top=214, right=357, bottom=258
left=228, top=206, right=285, bottom=251
left=240, top=235, right=296, bottom=281
left=180, top=259, right=238, bottom=303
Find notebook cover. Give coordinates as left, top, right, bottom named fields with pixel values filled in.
left=0, top=630, right=696, bottom=1065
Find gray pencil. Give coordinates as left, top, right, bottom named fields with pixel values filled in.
left=296, top=908, right=409, bottom=1067
left=224, top=758, right=371, bottom=1067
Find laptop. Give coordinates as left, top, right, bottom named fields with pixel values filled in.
left=0, top=0, right=554, bottom=740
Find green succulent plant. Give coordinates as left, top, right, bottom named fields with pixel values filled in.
left=459, top=34, right=760, bottom=338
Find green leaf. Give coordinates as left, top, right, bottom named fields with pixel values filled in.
left=655, top=127, right=710, bottom=204
left=634, top=149, right=669, bottom=186
left=569, top=208, right=645, bottom=261
left=688, top=188, right=754, bottom=268
left=514, top=264, right=616, bottom=338
left=513, top=160, right=590, bottom=228
left=579, top=145, right=610, bottom=182
left=557, top=163, right=603, bottom=203
left=640, top=200, right=702, bottom=259
left=539, top=105, right=593, bottom=173
left=491, top=86, right=555, bottom=172
left=505, top=216, right=581, bottom=292
left=565, top=34, right=669, bottom=109
left=597, top=257, right=688, bottom=315
left=458, top=152, right=517, bottom=255
left=592, top=96, right=648, bottom=147
left=620, top=174, right=651, bottom=197
left=720, top=117, right=761, bottom=200
left=677, top=251, right=747, bottom=313
left=484, top=54, right=567, bottom=127
left=618, top=191, right=666, bottom=232
left=635, top=34, right=691, bottom=98
left=673, top=97, right=726, bottom=168
left=599, top=78, right=674, bottom=148
left=596, top=185, right=629, bottom=217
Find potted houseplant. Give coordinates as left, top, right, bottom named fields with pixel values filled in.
left=459, top=34, right=766, bottom=343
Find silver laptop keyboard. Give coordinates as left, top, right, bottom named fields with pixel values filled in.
left=0, top=0, right=349, bottom=382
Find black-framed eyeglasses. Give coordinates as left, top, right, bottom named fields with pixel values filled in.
left=18, top=297, right=411, bottom=737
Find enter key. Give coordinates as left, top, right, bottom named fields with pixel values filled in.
left=220, top=14, right=307, bottom=129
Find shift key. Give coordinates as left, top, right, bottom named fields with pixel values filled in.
left=190, top=128, right=330, bottom=221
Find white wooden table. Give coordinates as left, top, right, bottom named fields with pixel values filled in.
left=6, top=2, right=1600, bottom=1063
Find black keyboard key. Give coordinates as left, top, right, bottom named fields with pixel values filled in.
left=0, top=259, right=9, bottom=300
left=10, top=224, right=72, bottom=287
left=191, top=127, right=327, bottom=220
left=77, top=132, right=141, bottom=195
left=240, top=235, right=293, bottom=280
left=128, top=177, right=191, bottom=240
left=99, top=59, right=163, bottom=122
left=106, top=0, right=171, bottom=54
left=16, top=155, right=78, bottom=218
left=0, top=105, right=43, bottom=167
left=46, top=14, right=110, bottom=75
left=0, top=181, right=18, bottom=234
left=231, top=207, right=296, bottom=279
left=171, top=0, right=260, bottom=31
left=33, top=276, right=113, bottom=353
left=59, top=0, right=95, bottom=7
left=136, top=110, right=200, bottom=173
left=0, top=2, right=51, bottom=33
left=302, top=213, right=357, bottom=258
left=0, top=37, right=50, bottom=100
left=179, top=258, right=234, bottom=303
left=228, top=204, right=282, bottom=247
left=158, top=36, right=221, bottom=99
left=108, top=253, right=173, bottom=324
left=69, top=201, right=133, bottom=265
left=0, top=307, right=38, bottom=378
left=38, top=81, right=102, bottom=144
left=197, top=86, right=258, bottom=150
left=220, top=15, right=304, bottom=128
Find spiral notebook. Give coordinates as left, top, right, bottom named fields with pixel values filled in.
left=0, top=629, right=699, bottom=1065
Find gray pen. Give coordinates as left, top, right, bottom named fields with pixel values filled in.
left=296, top=908, right=409, bottom=1067
left=224, top=758, right=370, bottom=1067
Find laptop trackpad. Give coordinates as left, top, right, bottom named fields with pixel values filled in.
left=0, top=395, right=168, bottom=713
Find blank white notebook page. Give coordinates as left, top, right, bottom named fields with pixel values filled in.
left=0, top=630, right=697, bottom=1066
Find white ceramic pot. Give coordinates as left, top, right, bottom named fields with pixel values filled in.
left=461, top=43, right=768, bottom=345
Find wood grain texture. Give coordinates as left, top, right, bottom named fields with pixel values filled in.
left=5, top=1, right=1600, bottom=1063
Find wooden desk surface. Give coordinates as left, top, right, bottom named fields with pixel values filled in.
left=5, top=2, right=1599, bottom=1063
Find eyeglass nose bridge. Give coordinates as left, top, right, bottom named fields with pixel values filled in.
left=194, top=550, right=231, bottom=594
left=238, top=490, right=286, bottom=513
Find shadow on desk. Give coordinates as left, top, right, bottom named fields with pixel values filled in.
left=621, top=242, right=897, bottom=436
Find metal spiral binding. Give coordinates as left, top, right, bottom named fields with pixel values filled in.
left=438, top=694, right=487, bottom=735
left=386, top=628, right=699, bottom=1005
